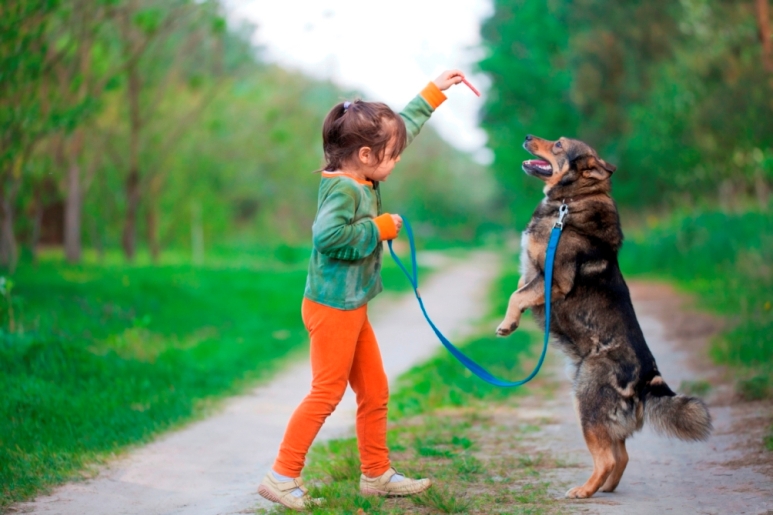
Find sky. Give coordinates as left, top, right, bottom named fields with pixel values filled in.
left=225, top=0, right=493, bottom=162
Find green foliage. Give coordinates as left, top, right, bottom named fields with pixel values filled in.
left=737, top=375, right=770, bottom=401
left=139, top=62, right=494, bottom=249
left=390, top=129, right=497, bottom=244
left=679, top=379, right=712, bottom=397
left=479, top=0, right=773, bottom=225
left=0, top=0, right=59, bottom=171
left=132, top=7, right=165, bottom=34
left=478, top=0, right=579, bottom=225
left=620, top=208, right=773, bottom=383
left=1, top=0, right=494, bottom=268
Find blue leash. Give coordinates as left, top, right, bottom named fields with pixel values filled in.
left=387, top=204, right=568, bottom=387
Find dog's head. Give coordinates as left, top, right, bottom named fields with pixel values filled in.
left=522, top=135, right=616, bottom=198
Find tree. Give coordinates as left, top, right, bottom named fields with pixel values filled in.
left=478, top=0, right=773, bottom=215
left=757, top=0, right=773, bottom=73
left=112, top=0, right=226, bottom=261
left=43, top=0, right=124, bottom=263
left=0, top=0, right=60, bottom=271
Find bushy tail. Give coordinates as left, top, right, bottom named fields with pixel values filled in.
left=644, top=377, right=712, bottom=441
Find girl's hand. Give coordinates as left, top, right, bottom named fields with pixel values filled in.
left=433, top=70, right=465, bottom=91
left=391, top=214, right=403, bottom=233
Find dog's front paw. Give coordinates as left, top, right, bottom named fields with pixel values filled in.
left=565, top=486, right=594, bottom=499
left=496, top=320, right=518, bottom=337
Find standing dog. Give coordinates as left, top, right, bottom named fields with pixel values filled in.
left=496, top=135, right=711, bottom=499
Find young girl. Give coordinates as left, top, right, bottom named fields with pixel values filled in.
left=259, top=70, right=465, bottom=510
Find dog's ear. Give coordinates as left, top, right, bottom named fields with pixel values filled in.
left=581, top=156, right=616, bottom=180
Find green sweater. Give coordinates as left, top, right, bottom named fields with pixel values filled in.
left=304, top=83, right=446, bottom=310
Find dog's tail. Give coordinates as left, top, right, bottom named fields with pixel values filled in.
left=644, top=375, right=712, bottom=441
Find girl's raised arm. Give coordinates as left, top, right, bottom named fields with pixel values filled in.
left=400, top=69, right=465, bottom=146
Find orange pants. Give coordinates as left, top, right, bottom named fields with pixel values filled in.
left=273, top=298, right=391, bottom=478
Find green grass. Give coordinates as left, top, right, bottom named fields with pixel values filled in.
left=0, top=247, right=421, bottom=510
left=389, top=264, right=538, bottom=420
left=412, top=484, right=474, bottom=513
left=389, top=328, right=535, bottom=420
left=678, top=379, right=712, bottom=397
left=619, top=208, right=773, bottom=382
left=260, top=412, right=563, bottom=515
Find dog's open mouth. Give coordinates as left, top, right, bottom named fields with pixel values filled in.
left=522, top=159, right=553, bottom=177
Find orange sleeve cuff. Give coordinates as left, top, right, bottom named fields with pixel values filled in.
left=420, top=82, right=447, bottom=110
left=374, top=213, right=398, bottom=241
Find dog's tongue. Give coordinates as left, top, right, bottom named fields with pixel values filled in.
left=525, top=159, right=550, bottom=167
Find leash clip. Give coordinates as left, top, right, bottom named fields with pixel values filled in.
left=554, top=203, right=569, bottom=230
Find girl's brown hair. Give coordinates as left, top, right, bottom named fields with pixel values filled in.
left=321, top=100, right=407, bottom=172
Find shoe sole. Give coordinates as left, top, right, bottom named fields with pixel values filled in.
left=360, top=482, right=432, bottom=497
left=257, top=485, right=303, bottom=511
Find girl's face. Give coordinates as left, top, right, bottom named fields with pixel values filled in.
left=365, top=137, right=401, bottom=182
left=350, top=133, right=401, bottom=182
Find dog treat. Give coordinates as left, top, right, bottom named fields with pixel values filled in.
left=461, top=77, right=480, bottom=97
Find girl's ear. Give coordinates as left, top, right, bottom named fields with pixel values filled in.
left=358, top=146, right=372, bottom=165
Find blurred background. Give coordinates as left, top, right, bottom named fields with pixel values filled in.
left=1, top=0, right=771, bottom=508
left=2, top=0, right=771, bottom=262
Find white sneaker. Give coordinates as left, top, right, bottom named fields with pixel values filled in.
left=257, top=473, right=321, bottom=511
left=359, top=467, right=431, bottom=497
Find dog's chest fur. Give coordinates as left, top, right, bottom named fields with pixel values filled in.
left=521, top=198, right=658, bottom=392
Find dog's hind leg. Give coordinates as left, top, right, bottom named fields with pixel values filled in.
left=566, top=425, right=616, bottom=499
left=600, top=439, right=628, bottom=492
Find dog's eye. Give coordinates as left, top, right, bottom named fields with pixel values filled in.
left=555, top=141, right=563, bottom=149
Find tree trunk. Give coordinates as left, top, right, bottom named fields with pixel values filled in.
left=64, top=160, right=82, bottom=263
left=755, top=168, right=770, bottom=210
left=31, top=185, right=43, bottom=265
left=0, top=176, right=19, bottom=273
left=123, top=166, right=140, bottom=261
left=718, top=179, right=736, bottom=212
left=64, top=129, right=85, bottom=263
left=757, top=0, right=773, bottom=73
left=123, top=58, right=142, bottom=261
left=89, top=215, right=104, bottom=263
left=191, top=200, right=203, bottom=265
left=145, top=174, right=163, bottom=263
left=62, top=16, right=94, bottom=264
left=146, top=202, right=159, bottom=263
left=213, top=33, right=224, bottom=77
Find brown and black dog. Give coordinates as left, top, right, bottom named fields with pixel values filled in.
left=496, top=135, right=712, bottom=498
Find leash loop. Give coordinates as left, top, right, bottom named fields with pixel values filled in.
left=388, top=207, right=567, bottom=388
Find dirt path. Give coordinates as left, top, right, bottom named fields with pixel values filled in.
left=504, top=282, right=773, bottom=514
left=15, top=251, right=499, bottom=515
